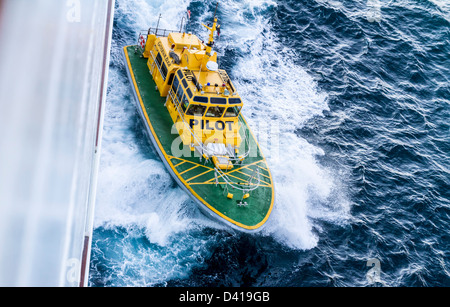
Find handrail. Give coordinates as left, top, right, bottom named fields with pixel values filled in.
left=135, top=27, right=181, bottom=53
left=167, top=88, right=260, bottom=193
left=168, top=88, right=204, bottom=148
left=148, top=50, right=167, bottom=80
left=147, top=27, right=180, bottom=37
left=169, top=88, right=251, bottom=163
left=215, top=165, right=261, bottom=193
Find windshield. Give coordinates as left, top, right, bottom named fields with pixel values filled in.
left=186, top=104, right=207, bottom=116
left=224, top=106, right=241, bottom=117
left=205, top=106, right=225, bottom=118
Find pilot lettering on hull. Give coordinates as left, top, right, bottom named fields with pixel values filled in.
left=189, top=119, right=234, bottom=131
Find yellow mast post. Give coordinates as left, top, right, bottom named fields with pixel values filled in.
left=197, top=2, right=220, bottom=88
left=202, top=18, right=217, bottom=56
left=202, top=2, right=220, bottom=64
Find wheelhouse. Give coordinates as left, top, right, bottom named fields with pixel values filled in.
left=144, top=30, right=243, bottom=149
left=166, top=68, right=243, bottom=147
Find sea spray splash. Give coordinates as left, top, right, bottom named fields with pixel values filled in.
left=212, top=0, right=349, bottom=249
left=90, top=0, right=450, bottom=287
left=91, top=0, right=350, bottom=287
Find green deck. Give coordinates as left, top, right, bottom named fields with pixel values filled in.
left=123, top=45, right=274, bottom=231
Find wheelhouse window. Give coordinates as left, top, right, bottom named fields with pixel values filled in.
left=177, top=82, right=183, bottom=98
left=228, top=98, right=242, bottom=104
left=224, top=106, right=241, bottom=117
left=181, top=96, right=189, bottom=112
left=210, top=97, right=227, bottom=104
left=155, top=53, right=162, bottom=67
left=177, top=69, right=184, bottom=80
left=177, top=90, right=185, bottom=105
left=205, top=106, right=225, bottom=118
left=176, top=78, right=185, bottom=103
left=161, top=62, right=168, bottom=80
left=186, top=88, right=193, bottom=99
left=155, top=53, right=167, bottom=80
left=172, top=76, right=180, bottom=95
left=193, top=96, right=208, bottom=103
left=167, top=73, right=175, bottom=86
left=171, top=76, right=183, bottom=104
left=186, top=104, right=207, bottom=116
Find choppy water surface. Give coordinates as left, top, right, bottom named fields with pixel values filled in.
left=89, top=0, right=450, bottom=287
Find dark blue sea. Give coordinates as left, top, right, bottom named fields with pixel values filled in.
left=89, top=0, right=450, bottom=287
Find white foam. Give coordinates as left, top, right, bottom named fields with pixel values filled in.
left=93, top=0, right=234, bottom=286
left=426, top=0, right=450, bottom=21
left=113, top=0, right=195, bottom=35
left=96, top=0, right=350, bottom=255
left=95, top=0, right=204, bottom=248
left=214, top=0, right=350, bottom=249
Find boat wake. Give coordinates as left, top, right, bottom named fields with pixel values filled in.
left=90, top=0, right=350, bottom=286
left=194, top=0, right=350, bottom=249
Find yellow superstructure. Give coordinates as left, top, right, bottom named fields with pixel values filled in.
left=123, top=8, right=274, bottom=232
left=142, top=17, right=243, bottom=168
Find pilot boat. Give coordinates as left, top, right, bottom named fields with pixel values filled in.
left=122, top=10, right=274, bottom=232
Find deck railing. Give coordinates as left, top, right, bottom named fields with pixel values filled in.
left=166, top=88, right=260, bottom=200
left=147, top=27, right=180, bottom=37
left=135, top=27, right=181, bottom=53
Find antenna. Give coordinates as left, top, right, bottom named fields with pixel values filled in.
left=213, top=2, right=219, bottom=20
left=202, top=2, right=220, bottom=56
left=179, top=16, right=186, bottom=33
left=155, top=13, right=162, bottom=35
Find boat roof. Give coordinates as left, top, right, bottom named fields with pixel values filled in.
left=153, top=31, right=242, bottom=105
left=168, top=32, right=202, bottom=50
left=177, top=69, right=242, bottom=106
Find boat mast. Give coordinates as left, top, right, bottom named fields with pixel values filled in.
left=155, top=13, right=162, bottom=35
left=202, top=2, right=219, bottom=57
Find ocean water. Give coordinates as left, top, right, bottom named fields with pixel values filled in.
left=89, top=0, right=450, bottom=287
